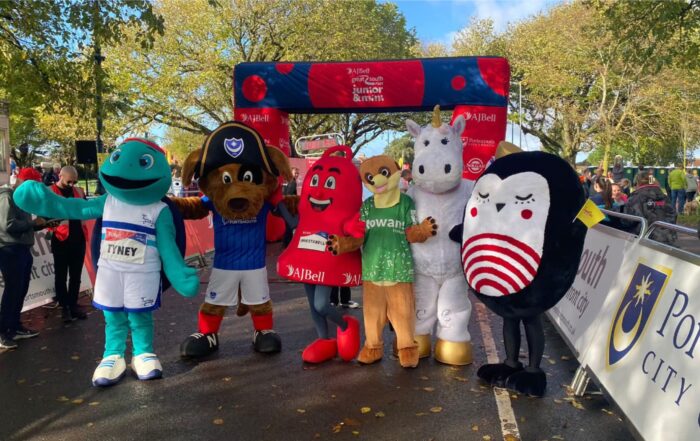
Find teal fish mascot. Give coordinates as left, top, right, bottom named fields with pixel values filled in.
left=14, top=138, right=200, bottom=387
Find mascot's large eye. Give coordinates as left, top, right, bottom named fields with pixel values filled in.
left=139, top=154, right=154, bottom=169
left=423, top=140, right=430, bottom=146
left=364, top=173, right=375, bottom=185
left=237, top=165, right=263, bottom=184
left=379, top=167, right=391, bottom=177
left=324, top=176, right=336, bottom=189
left=441, top=138, right=449, bottom=145
left=242, top=171, right=254, bottom=182
left=222, top=171, right=232, bottom=184
left=478, top=192, right=490, bottom=198
left=310, top=174, right=320, bottom=187
left=515, top=193, right=533, bottom=201
left=109, top=149, right=121, bottom=164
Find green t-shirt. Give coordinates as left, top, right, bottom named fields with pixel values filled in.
left=668, top=169, right=687, bottom=190
left=360, top=193, right=417, bottom=282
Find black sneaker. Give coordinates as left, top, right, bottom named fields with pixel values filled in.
left=13, top=327, right=39, bottom=340
left=252, top=330, right=281, bottom=354
left=180, top=332, right=219, bottom=359
left=62, top=307, right=76, bottom=323
left=70, top=307, right=87, bottom=320
left=0, top=334, right=18, bottom=349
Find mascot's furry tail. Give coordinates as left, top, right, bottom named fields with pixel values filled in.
left=235, top=289, right=248, bottom=316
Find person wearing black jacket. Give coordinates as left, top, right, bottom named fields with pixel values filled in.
left=0, top=168, right=56, bottom=349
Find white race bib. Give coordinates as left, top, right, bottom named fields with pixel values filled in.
left=101, top=228, right=148, bottom=264
left=298, top=231, right=329, bottom=252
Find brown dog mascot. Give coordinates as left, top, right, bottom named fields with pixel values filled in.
left=172, top=121, right=293, bottom=358
left=334, top=155, right=437, bottom=368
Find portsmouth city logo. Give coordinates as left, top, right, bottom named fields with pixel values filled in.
left=224, top=137, right=245, bottom=158
left=607, top=262, right=671, bottom=367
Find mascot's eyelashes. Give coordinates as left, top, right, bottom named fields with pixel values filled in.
left=222, top=171, right=232, bottom=184
left=324, top=176, right=336, bottom=189
left=478, top=192, right=489, bottom=199
left=515, top=194, right=533, bottom=201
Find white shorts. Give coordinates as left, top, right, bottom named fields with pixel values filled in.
left=205, top=267, right=270, bottom=307
left=93, top=267, right=162, bottom=312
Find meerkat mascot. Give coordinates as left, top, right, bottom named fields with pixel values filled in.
left=14, top=138, right=200, bottom=387
left=349, top=155, right=437, bottom=368
left=450, top=142, right=587, bottom=396
left=405, top=105, right=475, bottom=366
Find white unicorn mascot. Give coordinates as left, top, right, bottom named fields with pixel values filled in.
left=405, top=105, right=475, bottom=365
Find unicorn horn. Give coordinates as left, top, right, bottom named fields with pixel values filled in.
left=432, top=105, right=441, bottom=128
left=495, top=141, right=523, bottom=159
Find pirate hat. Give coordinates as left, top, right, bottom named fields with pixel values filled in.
left=194, top=121, right=279, bottom=179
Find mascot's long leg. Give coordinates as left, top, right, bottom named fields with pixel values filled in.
left=505, top=314, right=547, bottom=397
left=386, top=282, right=419, bottom=368
left=302, top=284, right=360, bottom=364
left=92, top=311, right=129, bottom=387
left=413, top=274, right=439, bottom=358
left=248, top=301, right=281, bottom=353
left=180, top=303, right=225, bottom=359
left=434, top=275, right=473, bottom=366
left=476, top=317, right=525, bottom=387
left=358, top=282, right=388, bottom=365
left=128, top=312, right=163, bottom=380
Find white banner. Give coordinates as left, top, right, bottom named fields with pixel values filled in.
left=581, top=243, right=700, bottom=441
left=0, top=230, right=92, bottom=312
left=547, top=225, right=639, bottom=357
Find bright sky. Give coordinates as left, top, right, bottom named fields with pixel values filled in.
left=360, top=0, right=564, bottom=158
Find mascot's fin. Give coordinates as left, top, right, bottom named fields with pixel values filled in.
left=91, top=197, right=186, bottom=291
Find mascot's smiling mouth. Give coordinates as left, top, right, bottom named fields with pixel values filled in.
left=101, top=173, right=159, bottom=189
left=308, top=196, right=332, bottom=212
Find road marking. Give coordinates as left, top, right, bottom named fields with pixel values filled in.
left=475, top=301, right=522, bottom=441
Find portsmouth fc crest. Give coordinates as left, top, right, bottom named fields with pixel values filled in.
left=224, top=137, right=245, bottom=158
left=607, top=262, right=671, bottom=367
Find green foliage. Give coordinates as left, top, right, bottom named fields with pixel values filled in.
left=383, top=134, right=414, bottom=165
left=163, top=128, right=206, bottom=161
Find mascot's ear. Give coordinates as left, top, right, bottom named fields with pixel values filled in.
left=406, top=119, right=421, bottom=138
left=266, top=146, right=293, bottom=182
left=182, top=148, right=202, bottom=187
left=451, top=115, right=466, bottom=137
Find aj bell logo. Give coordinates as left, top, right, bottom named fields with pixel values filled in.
left=607, top=263, right=671, bottom=367
left=285, top=265, right=325, bottom=283
left=464, top=112, right=496, bottom=123
left=224, top=137, right=244, bottom=158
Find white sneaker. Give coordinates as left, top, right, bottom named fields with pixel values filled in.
left=92, top=355, right=126, bottom=387
left=132, top=353, right=163, bottom=381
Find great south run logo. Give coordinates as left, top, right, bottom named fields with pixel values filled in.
left=348, top=68, right=384, bottom=103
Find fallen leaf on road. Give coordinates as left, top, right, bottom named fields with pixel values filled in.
left=89, top=402, right=100, bottom=406
left=360, top=407, right=371, bottom=414
left=423, top=387, right=435, bottom=392
left=71, top=355, right=80, bottom=361
left=332, top=424, right=342, bottom=433
left=552, top=436, right=565, bottom=440
left=420, top=376, right=429, bottom=380
left=375, top=411, right=385, bottom=418
left=223, top=377, right=232, bottom=382
left=352, top=431, right=360, bottom=436
left=415, top=412, right=428, bottom=416
left=87, top=422, right=94, bottom=427
left=547, top=358, right=556, bottom=365
left=504, top=435, right=519, bottom=441
left=570, top=400, right=585, bottom=410
left=57, top=396, right=69, bottom=402
left=601, top=408, right=614, bottom=415
left=471, top=424, right=479, bottom=431
left=296, top=409, right=306, bottom=414
left=72, top=399, right=84, bottom=404
left=483, top=436, right=492, bottom=440
left=213, top=418, right=224, bottom=425
left=553, top=399, right=563, bottom=404
left=561, top=355, right=570, bottom=361
left=454, top=376, right=468, bottom=382
left=430, top=407, right=442, bottom=413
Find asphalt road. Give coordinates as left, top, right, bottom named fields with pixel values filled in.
left=0, top=244, right=637, bottom=441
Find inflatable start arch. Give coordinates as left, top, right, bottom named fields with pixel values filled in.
left=232, top=56, right=510, bottom=238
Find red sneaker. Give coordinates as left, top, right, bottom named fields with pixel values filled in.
left=302, top=338, right=337, bottom=363
left=337, top=316, right=361, bottom=362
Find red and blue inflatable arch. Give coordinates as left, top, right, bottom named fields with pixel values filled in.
left=233, top=56, right=510, bottom=239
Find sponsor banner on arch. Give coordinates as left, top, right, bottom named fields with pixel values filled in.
left=580, top=243, right=700, bottom=441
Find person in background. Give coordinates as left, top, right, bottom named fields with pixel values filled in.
left=284, top=167, right=299, bottom=196
left=0, top=168, right=56, bottom=349
left=611, top=155, right=625, bottom=183
left=399, top=169, right=412, bottom=193
left=590, top=177, right=616, bottom=210
left=49, top=166, right=88, bottom=322
left=170, top=159, right=182, bottom=179
left=633, top=165, right=646, bottom=188
left=330, top=286, right=359, bottom=309
left=668, top=164, right=687, bottom=214
left=685, top=170, right=698, bottom=204
left=42, top=164, right=59, bottom=186
left=611, top=183, right=628, bottom=207
left=620, top=178, right=632, bottom=196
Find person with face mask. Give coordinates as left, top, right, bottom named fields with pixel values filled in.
left=48, top=166, right=89, bottom=322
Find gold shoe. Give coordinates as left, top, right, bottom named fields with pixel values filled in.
left=434, top=339, right=473, bottom=366
left=415, top=334, right=431, bottom=358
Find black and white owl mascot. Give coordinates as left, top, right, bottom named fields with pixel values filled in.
left=450, top=143, right=587, bottom=397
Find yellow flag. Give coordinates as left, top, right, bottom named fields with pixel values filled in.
left=398, top=156, right=404, bottom=168
left=575, top=199, right=606, bottom=228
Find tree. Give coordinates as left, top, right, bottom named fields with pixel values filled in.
left=107, top=0, right=417, bottom=151
left=162, top=128, right=206, bottom=162
left=383, top=134, right=414, bottom=165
